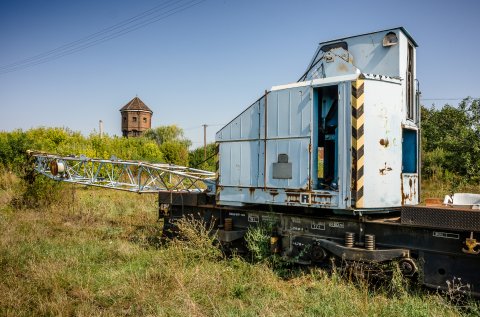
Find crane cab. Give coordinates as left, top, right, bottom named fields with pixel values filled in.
left=215, top=27, right=419, bottom=214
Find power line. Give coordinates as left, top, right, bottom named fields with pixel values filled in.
left=184, top=123, right=226, bottom=131
left=0, top=0, right=206, bottom=75
left=420, top=98, right=473, bottom=101
left=0, top=0, right=180, bottom=71
left=1, top=0, right=205, bottom=74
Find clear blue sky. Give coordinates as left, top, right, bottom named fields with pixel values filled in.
left=1, top=0, right=479, bottom=149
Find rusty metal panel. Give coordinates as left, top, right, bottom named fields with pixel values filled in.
left=401, top=174, right=419, bottom=205
left=401, top=206, right=480, bottom=232
left=361, top=79, right=405, bottom=208
left=217, top=187, right=339, bottom=208
left=303, top=28, right=405, bottom=81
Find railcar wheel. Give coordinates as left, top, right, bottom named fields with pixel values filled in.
left=398, top=258, right=417, bottom=277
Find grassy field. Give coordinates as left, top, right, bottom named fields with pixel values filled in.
left=1, top=173, right=479, bottom=316
left=421, top=179, right=480, bottom=202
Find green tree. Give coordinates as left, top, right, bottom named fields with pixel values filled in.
left=188, top=143, right=216, bottom=171
left=160, top=141, right=189, bottom=166
left=144, top=125, right=191, bottom=147
left=144, top=125, right=192, bottom=165
left=459, top=97, right=480, bottom=137
left=421, top=97, right=480, bottom=183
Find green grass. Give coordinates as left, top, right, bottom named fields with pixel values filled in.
left=421, top=179, right=480, bottom=203
left=0, top=174, right=478, bottom=316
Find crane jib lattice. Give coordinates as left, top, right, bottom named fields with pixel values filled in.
left=28, top=151, right=216, bottom=193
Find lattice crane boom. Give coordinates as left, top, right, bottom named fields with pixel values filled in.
left=28, top=151, right=216, bottom=193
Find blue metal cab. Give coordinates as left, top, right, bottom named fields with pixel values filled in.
left=216, top=27, right=420, bottom=214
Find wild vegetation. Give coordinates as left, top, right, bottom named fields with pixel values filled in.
left=421, top=97, right=480, bottom=186
left=1, top=173, right=478, bottom=316
left=0, top=124, right=194, bottom=172
left=1, top=99, right=480, bottom=315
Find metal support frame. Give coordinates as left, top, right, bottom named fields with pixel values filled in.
left=316, top=239, right=410, bottom=262
left=163, top=202, right=480, bottom=297
left=28, top=151, right=215, bottom=193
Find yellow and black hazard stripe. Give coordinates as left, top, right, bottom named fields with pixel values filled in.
left=351, top=78, right=365, bottom=208
left=215, top=142, right=220, bottom=203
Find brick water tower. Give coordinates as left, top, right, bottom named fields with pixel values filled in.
left=120, top=96, right=153, bottom=137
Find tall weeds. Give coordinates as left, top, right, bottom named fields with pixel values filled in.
left=0, top=173, right=473, bottom=316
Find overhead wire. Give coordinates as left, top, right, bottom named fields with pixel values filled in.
left=1, top=0, right=205, bottom=74
left=0, top=0, right=206, bottom=75
left=0, top=0, right=181, bottom=71
left=420, top=98, right=478, bottom=101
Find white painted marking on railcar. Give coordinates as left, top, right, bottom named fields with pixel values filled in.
left=433, top=232, right=460, bottom=239
left=329, top=222, right=344, bottom=229
left=311, top=222, right=326, bottom=230
left=291, top=217, right=302, bottom=224
left=290, top=226, right=304, bottom=231
left=261, top=215, right=278, bottom=222
left=229, top=212, right=246, bottom=217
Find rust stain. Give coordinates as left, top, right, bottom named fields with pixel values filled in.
left=337, top=63, right=348, bottom=72
left=379, top=138, right=389, bottom=147
left=286, top=193, right=300, bottom=203
left=311, top=194, right=332, bottom=205
left=284, top=191, right=333, bottom=205
left=285, top=189, right=307, bottom=193
left=401, top=175, right=418, bottom=204
left=379, top=162, right=393, bottom=175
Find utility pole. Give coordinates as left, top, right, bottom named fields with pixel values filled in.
left=202, top=124, right=208, bottom=160
left=99, top=120, right=104, bottom=138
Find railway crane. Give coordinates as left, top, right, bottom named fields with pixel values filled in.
left=30, top=27, right=480, bottom=296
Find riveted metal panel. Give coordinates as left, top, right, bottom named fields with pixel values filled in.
left=304, top=29, right=403, bottom=81
left=218, top=141, right=259, bottom=187
left=265, top=138, right=310, bottom=189
left=267, top=86, right=311, bottom=139
left=216, top=98, right=261, bottom=142
left=361, top=79, right=404, bottom=208
left=401, top=173, right=419, bottom=205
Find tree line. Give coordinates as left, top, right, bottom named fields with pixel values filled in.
left=0, top=124, right=217, bottom=173
left=0, top=97, right=479, bottom=183
left=421, top=97, right=480, bottom=184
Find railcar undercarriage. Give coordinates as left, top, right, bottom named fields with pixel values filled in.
left=160, top=192, right=480, bottom=297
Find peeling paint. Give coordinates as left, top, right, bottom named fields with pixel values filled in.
left=379, top=162, right=393, bottom=175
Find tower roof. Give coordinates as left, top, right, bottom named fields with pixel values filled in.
left=119, top=96, right=153, bottom=113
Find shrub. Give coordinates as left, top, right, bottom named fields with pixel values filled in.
left=10, top=170, right=74, bottom=210
left=172, top=216, right=222, bottom=261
